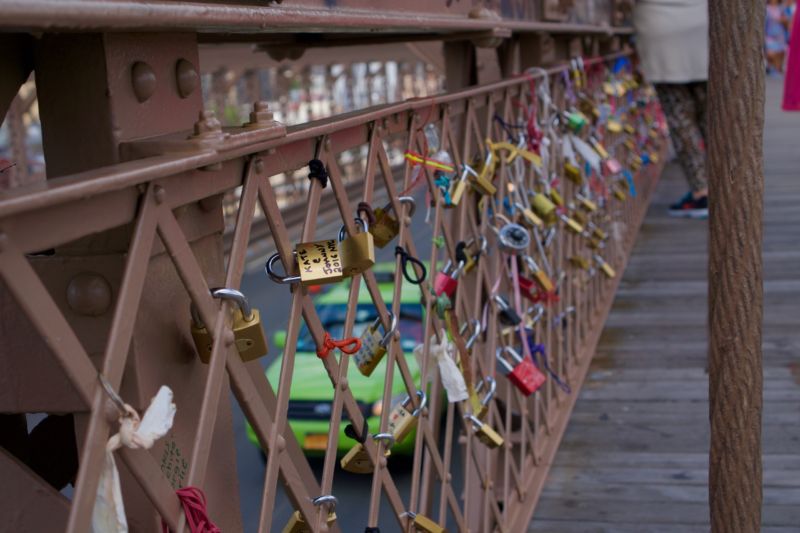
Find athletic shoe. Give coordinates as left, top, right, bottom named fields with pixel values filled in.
left=668, top=191, right=708, bottom=219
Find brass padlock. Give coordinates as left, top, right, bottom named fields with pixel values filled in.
left=389, top=391, right=426, bottom=444
left=474, top=376, right=496, bottom=421
left=576, top=194, right=598, bottom=213
left=589, top=223, right=608, bottom=241
left=465, top=414, right=504, bottom=449
left=339, top=217, right=376, bottom=277
left=530, top=192, right=557, bottom=225
left=353, top=312, right=396, bottom=377
left=607, top=119, right=623, bottom=134
left=624, top=123, right=636, bottom=135
left=266, top=241, right=344, bottom=287
left=516, top=202, right=544, bottom=230
left=569, top=255, right=591, bottom=271
left=340, top=433, right=394, bottom=474
left=190, top=288, right=268, bottom=364
left=470, top=151, right=498, bottom=196
left=462, top=237, right=487, bottom=274
left=449, top=166, right=472, bottom=205
left=595, top=255, right=616, bottom=279
left=549, top=188, right=565, bottom=208
left=587, top=237, right=604, bottom=250
left=613, top=185, right=627, bottom=202
left=282, top=496, right=338, bottom=533
left=408, top=512, right=447, bottom=533
left=571, top=208, right=588, bottom=227
left=559, top=213, right=584, bottom=235
left=370, top=196, right=416, bottom=249
left=564, top=162, right=584, bottom=186
left=524, top=256, right=554, bottom=293
left=590, top=137, right=610, bottom=159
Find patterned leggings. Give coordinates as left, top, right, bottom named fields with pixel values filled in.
left=654, top=82, right=708, bottom=193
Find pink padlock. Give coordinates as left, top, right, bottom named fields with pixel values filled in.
left=602, top=157, right=623, bottom=176
left=496, top=346, right=546, bottom=396
left=433, top=260, right=464, bottom=298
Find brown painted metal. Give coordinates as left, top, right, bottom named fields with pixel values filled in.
left=0, top=2, right=661, bottom=531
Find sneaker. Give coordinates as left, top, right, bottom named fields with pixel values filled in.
left=668, top=191, right=708, bottom=219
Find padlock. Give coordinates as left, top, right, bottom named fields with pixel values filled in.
left=607, top=119, right=623, bottom=134
left=433, top=260, right=464, bottom=298
left=603, top=157, right=623, bottom=176
left=455, top=240, right=475, bottom=275
left=569, top=255, right=591, bottom=271
left=408, top=512, right=447, bottom=533
left=470, top=160, right=498, bottom=196
left=523, top=256, right=555, bottom=292
left=190, top=288, right=268, bottom=364
left=612, top=185, right=628, bottom=201
left=624, top=123, right=636, bottom=135
left=338, top=217, right=376, bottom=277
left=516, top=202, right=544, bottom=229
left=494, top=295, right=522, bottom=327
left=496, top=346, right=546, bottom=396
left=579, top=97, right=600, bottom=121
left=370, top=196, right=416, bottom=248
left=587, top=236, right=604, bottom=250
left=576, top=193, right=598, bottom=213
left=564, top=162, right=584, bottom=186
left=353, top=312, right=397, bottom=377
left=571, top=208, right=588, bottom=226
left=282, top=495, right=338, bottom=533
left=465, top=414, right=504, bottom=449
left=559, top=213, right=584, bottom=235
left=589, top=223, right=608, bottom=241
left=340, top=433, right=394, bottom=474
left=266, top=240, right=344, bottom=287
left=590, top=137, right=610, bottom=159
left=474, top=376, right=496, bottom=421
left=564, top=111, right=588, bottom=133
left=549, top=188, right=564, bottom=208
left=450, top=165, right=472, bottom=205
left=595, top=255, right=616, bottom=279
left=496, top=222, right=531, bottom=255
left=389, top=391, right=426, bottom=443
left=530, top=192, right=557, bottom=225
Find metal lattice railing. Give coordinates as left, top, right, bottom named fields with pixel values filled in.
left=0, top=49, right=665, bottom=532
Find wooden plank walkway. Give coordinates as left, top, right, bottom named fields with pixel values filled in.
left=530, top=78, right=800, bottom=532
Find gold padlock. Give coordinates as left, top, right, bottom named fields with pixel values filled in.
left=524, top=256, right=554, bottom=293
left=564, top=162, right=584, bottom=186
left=624, top=124, right=636, bottom=135
left=607, top=119, right=623, bottom=134
left=590, top=224, right=608, bottom=241
left=595, top=255, right=616, bottom=279
left=449, top=166, right=471, bottom=206
left=587, top=237, right=604, bottom=250
left=266, top=240, right=344, bottom=287
left=571, top=208, right=588, bottom=227
left=470, top=151, right=498, bottom=196
left=461, top=236, right=487, bottom=274
left=559, top=213, right=584, bottom=235
left=409, top=512, right=447, bottom=533
left=549, top=188, right=565, bottom=208
left=282, top=496, right=338, bottom=533
left=353, top=312, right=396, bottom=377
left=338, top=217, right=375, bottom=277
left=613, top=185, right=627, bottom=202
left=474, top=376, right=496, bottom=421
left=340, top=433, right=393, bottom=474
left=515, top=202, right=544, bottom=229
left=576, top=194, right=598, bottom=213
left=590, top=137, right=609, bottom=160
left=389, top=391, right=426, bottom=444
left=530, top=192, right=557, bottom=225
left=569, top=255, right=591, bottom=271
left=370, top=196, right=416, bottom=249
left=465, top=414, right=504, bottom=449
left=190, top=288, right=268, bottom=363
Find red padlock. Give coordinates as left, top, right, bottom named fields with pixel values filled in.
left=496, top=346, right=546, bottom=396
left=433, top=260, right=464, bottom=298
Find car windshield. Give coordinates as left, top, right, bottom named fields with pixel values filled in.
left=295, top=303, right=424, bottom=353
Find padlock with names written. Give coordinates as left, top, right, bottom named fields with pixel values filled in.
left=465, top=414, right=504, bottom=449
left=340, top=433, right=394, bottom=474
left=494, top=295, right=522, bottom=327
left=190, top=288, right=268, bottom=364
left=282, top=495, right=338, bottom=533
left=433, top=260, right=464, bottom=298
left=338, top=217, right=376, bottom=277
left=266, top=240, right=343, bottom=287
left=370, top=196, right=416, bottom=248
left=353, top=312, right=397, bottom=377
left=496, top=346, right=546, bottom=396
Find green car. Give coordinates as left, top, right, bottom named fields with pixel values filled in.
left=247, top=264, right=426, bottom=455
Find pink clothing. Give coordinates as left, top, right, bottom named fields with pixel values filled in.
left=784, top=10, right=800, bottom=110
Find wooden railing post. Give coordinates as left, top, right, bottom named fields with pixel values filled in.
left=708, top=2, right=765, bottom=531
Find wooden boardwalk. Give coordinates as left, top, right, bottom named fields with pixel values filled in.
left=530, top=78, right=800, bottom=532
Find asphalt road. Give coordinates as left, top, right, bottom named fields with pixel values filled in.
left=233, top=193, right=442, bottom=532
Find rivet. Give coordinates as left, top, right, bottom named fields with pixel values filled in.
left=131, top=61, right=157, bottom=103
left=175, top=58, right=199, bottom=99
left=153, top=185, right=166, bottom=204
left=276, top=435, right=286, bottom=451
left=223, top=330, right=235, bottom=346
left=379, top=456, right=387, bottom=468
left=340, top=378, right=348, bottom=391
left=66, top=273, right=113, bottom=316
left=254, top=159, right=264, bottom=174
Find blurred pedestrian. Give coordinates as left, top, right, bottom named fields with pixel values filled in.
left=633, top=0, right=709, bottom=218
left=766, top=0, right=789, bottom=75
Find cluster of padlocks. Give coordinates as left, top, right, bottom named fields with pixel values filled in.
left=186, top=55, right=664, bottom=532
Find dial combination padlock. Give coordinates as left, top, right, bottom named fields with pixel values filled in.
left=474, top=376, right=497, bottom=421
left=496, top=346, right=546, bottom=396
left=266, top=240, right=344, bottom=287
left=370, top=196, right=416, bottom=248
left=523, top=256, right=555, bottom=293
left=494, top=295, right=522, bottom=327
left=530, top=192, right=557, bottom=225
left=190, top=288, right=268, bottom=364
left=282, top=495, right=338, bottom=533
left=433, top=260, right=465, bottom=298
left=340, top=433, right=394, bottom=474
left=338, top=217, right=376, bottom=277
left=496, top=222, right=531, bottom=255
left=353, top=312, right=397, bottom=377
left=465, top=414, right=504, bottom=449
left=595, top=254, right=616, bottom=279
left=564, top=162, right=584, bottom=186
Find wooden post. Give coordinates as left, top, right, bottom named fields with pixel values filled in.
left=708, top=2, right=764, bottom=531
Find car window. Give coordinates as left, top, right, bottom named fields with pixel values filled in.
left=295, top=303, right=423, bottom=353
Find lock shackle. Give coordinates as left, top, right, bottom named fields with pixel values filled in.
left=372, top=432, right=396, bottom=448
left=477, top=376, right=497, bottom=406
left=451, top=260, right=465, bottom=280
left=211, top=288, right=254, bottom=322
left=524, top=255, right=541, bottom=273
left=526, top=304, right=545, bottom=326
left=496, top=346, right=524, bottom=374
left=370, top=311, right=397, bottom=348
left=382, top=196, right=417, bottom=219
left=459, top=319, right=481, bottom=350
left=338, top=217, right=368, bottom=242
left=464, top=413, right=485, bottom=430
left=402, top=389, right=427, bottom=417
left=97, top=373, right=127, bottom=415
left=493, top=294, right=511, bottom=312
left=440, top=259, right=453, bottom=275
left=459, top=164, right=478, bottom=181
left=312, top=494, right=338, bottom=512
left=265, top=252, right=302, bottom=284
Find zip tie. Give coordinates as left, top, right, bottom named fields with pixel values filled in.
left=395, top=246, right=427, bottom=284
left=307, top=159, right=329, bottom=189
left=316, top=332, right=361, bottom=359
left=161, top=487, right=221, bottom=533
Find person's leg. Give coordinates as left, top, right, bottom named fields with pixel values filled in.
left=654, top=83, right=708, bottom=217
left=688, top=81, right=708, bottom=198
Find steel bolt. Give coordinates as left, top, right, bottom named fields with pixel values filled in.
left=131, top=61, right=157, bottom=103
left=66, top=272, right=113, bottom=316
left=192, top=110, right=223, bottom=140
left=245, top=101, right=275, bottom=127
left=175, top=58, right=199, bottom=99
